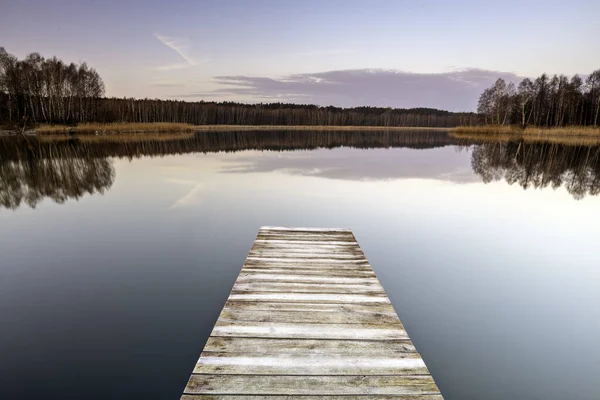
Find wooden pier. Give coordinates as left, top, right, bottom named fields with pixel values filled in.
left=181, top=226, right=443, bottom=399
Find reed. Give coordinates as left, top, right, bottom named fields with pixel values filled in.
left=34, top=123, right=449, bottom=135
left=36, top=132, right=196, bottom=143
left=190, top=125, right=449, bottom=131
left=450, top=132, right=600, bottom=146
left=452, top=125, right=600, bottom=136
left=36, top=122, right=197, bottom=134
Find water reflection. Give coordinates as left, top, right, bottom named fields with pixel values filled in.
left=1, top=131, right=600, bottom=400
left=0, top=130, right=456, bottom=210
left=2, top=131, right=600, bottom=210
left=467, top=141, right=600, bottom=200
left=0, top=129, right=457, bottom=160
left=0, top=140, right=114, bottom=210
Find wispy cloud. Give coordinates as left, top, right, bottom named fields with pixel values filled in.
left=154, top=33, right=197, bottom=71
left=155, top=63, right=195, bottom=71
left=291, top=49, right=353, bottom=57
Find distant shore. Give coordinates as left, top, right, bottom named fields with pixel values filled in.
left=0, top=122, right=451, bottom=136
left=41, top=123, right=451, bottom=134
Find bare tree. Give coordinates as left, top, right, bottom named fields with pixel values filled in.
left=588, top=70, right=600, bottom=126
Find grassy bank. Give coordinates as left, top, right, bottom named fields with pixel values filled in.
left=451, top=132, right=600, bottom=145
left=452, top=125, right=600, bottom=136
left=32, top=123, right=450, bottom=134
left=36, top=122, right=197, bottom=135
left=36, top=132, right=196, bottom=143
left=191, top=125, right=449, bottom=131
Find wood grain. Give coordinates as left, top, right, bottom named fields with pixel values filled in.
left=181, top=226, right=443, bottom=398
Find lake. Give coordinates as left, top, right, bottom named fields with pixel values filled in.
left=1, top=130, right=599, bottom=400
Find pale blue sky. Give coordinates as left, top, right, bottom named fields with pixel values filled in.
left=1, top=0, right=599, bottom=110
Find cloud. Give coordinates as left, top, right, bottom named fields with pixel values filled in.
left=154, top=33, right=197, bottom=71
left=219, top=146, right=479, bottom=183
left=182, top=68, right=523, bottom=111
left=155, top=63, right=195, bottom=72
left=291, top=49, right=353, bottom=57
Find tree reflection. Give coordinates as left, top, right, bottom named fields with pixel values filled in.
left=0, top=140, right=114, bottom=210
left=3, top=132, right=598, bottom=209
left=0, top=130, right=456, bottom=210
left=470, top=140, right=600, bottom=200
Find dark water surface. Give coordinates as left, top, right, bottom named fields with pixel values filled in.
left=1, top=131, right=599, bottom=400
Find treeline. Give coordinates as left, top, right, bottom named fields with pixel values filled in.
left=477, top=70, right=600, bottom=127
left=78, top=99, right=477, bottom=127
left=0, top=48, right=478, bottom=127
left=0, top=47, right=105, bottom=125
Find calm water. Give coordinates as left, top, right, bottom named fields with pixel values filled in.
left=1, top=131, right=599, bottom=399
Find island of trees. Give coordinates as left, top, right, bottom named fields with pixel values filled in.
left=0, top=48, right=477, bottom=130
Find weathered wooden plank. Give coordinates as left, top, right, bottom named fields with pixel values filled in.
left=181, top=227, right=442, bottom=399
left=182, top=396, right=444, bottom=400
left=211, top=321, right=407, bottom=340
left=249, top=250, right=365, bottom=257
left=228, top=292, right=391, bottom=304
left=254, top=239, right=359, bottom=245
left=252, top=240, right=362, bottom=251
left=242, top=265, right=372, bottom=272
left=257, top=230, right=354, bottom=236
left=194, top=353, right=428, bottom=375
left=184, top=375, right=440, bottom=395
left=246, top=255, right=369, bottom=265
left=240, top=267, right=376, bottom=277
left=202, top=337, right=417, bottom=355
left=252, top=242, right=361, bottom=249
left=249, top=249, right=366, bottom=257
left=255, top=235, right=357, bottom=242
left=242, top=262, right=373, bottom=271
left=248, top=254, right=367, bottom=261
left=231, top=282, right=386, bottom=294
left=260, top=226, right=353, bottom=232
left=256, top=232, right=354, bottom=237
left=218, top=309, right=401, bottom=325
left=243, top=261, right=372, bottom=268
left=234, top=278, right=383, bottom=287
left=236, top=273, right=379, bottom=284
left=222, top=301, right=397, bottom=314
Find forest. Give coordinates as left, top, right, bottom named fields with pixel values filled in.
left=5, top=48, right=599, bottom=131
left=0, top=48, right=477, bottom=128
left=477, top=70, right=600, bottom=127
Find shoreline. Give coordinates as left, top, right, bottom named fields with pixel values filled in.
left=450, top=132, right=600, bottom=145
left=451, top=125, right=600, bottom=137
left=450, top=125, right=600, bottom=145
left=0, top=123, right=451, bottom=136
left=188, top=125, right=450, bottom=131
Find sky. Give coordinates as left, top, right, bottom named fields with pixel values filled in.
left=1, top=0, right=599, bottom=111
